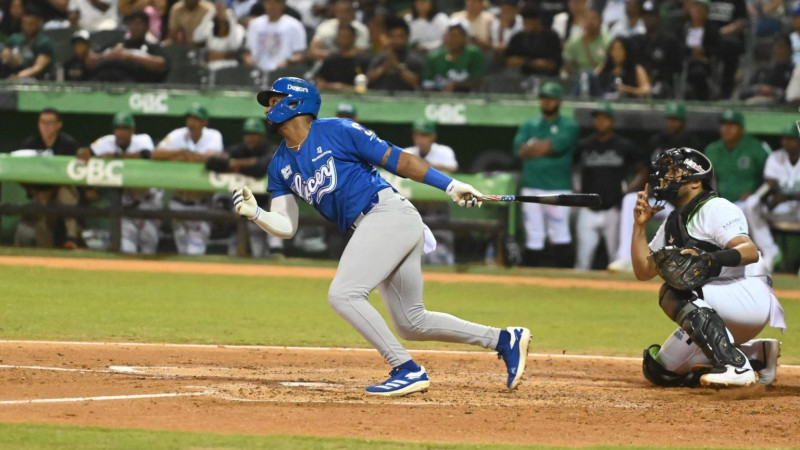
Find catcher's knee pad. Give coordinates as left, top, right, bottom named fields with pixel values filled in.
left=658, top=284, right=696, bottom=322
left=642, top=345, right=703, bottom=387
left=675, top=303, right=746, bottom=368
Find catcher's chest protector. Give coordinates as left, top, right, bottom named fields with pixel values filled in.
left=663, top=191, right=721, bottom=253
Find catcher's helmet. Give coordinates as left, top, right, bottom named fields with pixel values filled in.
left=256, top=77, right=321, bottom=124
left=651, top=147, right=714, bottom=205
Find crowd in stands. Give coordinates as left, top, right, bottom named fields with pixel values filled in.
left=1, top=0, right=800, bottom=101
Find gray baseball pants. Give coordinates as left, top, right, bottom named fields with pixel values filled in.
left=328, top=188, right=501, bottom=367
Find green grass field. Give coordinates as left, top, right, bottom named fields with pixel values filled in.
left=0, top=248, right=797, bottom=449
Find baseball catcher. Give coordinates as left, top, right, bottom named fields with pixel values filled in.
left=632, top=147, right=785, bottom=388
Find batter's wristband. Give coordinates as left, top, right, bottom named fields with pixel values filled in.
left=250, top=206, right=262, bottom=221
left=423, top=167, right=453, bottom=191
left=712, top=248, right=741, bottom=267
left=383, top=146, right=403, bottom=173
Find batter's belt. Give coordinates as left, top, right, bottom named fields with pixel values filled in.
left=349, top=187, right=397, bottom=234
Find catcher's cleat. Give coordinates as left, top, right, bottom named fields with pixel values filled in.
left=366, top=366, right=430, bottom=397
left=756, top=339, right=781, bottom=386
left=699, top=350, right=756, bottom=388
left=498, top=327, right=531, bottom=390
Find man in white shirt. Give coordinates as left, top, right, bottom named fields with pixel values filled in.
left=309, top=0, right=369, bottom=60
left=451, top=0, right=495, bottom=50
left=68, top=0, right=119, bottom=32
left=244, top=0, right=306, bottom=72
left=80, top=112, right=160, bottom=254
left=403, top=119, right=458, bottom=172
left=153, top=104, right=223, bottom=255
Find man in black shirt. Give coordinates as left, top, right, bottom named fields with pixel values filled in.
left=708, top=0, right=748, bottom=99
left=316, top=23, right=369, bottom=92
left=505, top=6, right=562, bottom=76
left=573, top=102, right=648, bottom=270
left=631, top=0, right=682, bottom=98
left=366, top=15, right=425, bottom=92
left=205, top=117, right=284, bottom=258
left=15, top=108, right=82, bottom=249
left=63, top=29, right=94, bottom=82
left=89, top=10, right=168, bottom=83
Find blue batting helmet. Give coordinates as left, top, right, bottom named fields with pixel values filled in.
left=256, top=77, right=321, bottom=124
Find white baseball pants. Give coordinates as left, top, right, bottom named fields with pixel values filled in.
left=520, top=187, right=572, bottom=250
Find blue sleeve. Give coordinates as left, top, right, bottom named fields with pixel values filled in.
left=338, top=120, right=391, bottom=166
left=267, top=158, right=291, bottom=198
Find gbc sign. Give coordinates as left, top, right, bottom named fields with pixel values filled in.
left=129, top=93, right=169, bottom=113
left=67, top=159, right=124, bottom=186
left=424, top=103, right=467, bottom=124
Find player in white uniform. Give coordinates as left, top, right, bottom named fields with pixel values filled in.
left=743, top=124, right=800, bottom=274
left=633, top=148, right=785, bottom=388
left=153, top=104, right=223, bottom=255
left=82, top=112, right=160, bottom=254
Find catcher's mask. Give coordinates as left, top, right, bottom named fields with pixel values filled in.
left=650, top=147, right=714, bottom=207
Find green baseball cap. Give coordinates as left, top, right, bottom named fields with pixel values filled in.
left=720, top=109, right=744, bottom=126
left=112, top=111, right=135, bottom=128
left=242, top=117, right=265, bottom=134
left=591, top=102, right=615, bottom=118
left=336, top=102, right=357, bottom=118
left=412, top=118, right=436, bottom=134
left=664, top=102, right=686, bottom=119
left=185, top=103, right=209, bottom=120
left=539, top=81, right=563, bottom=99
left=782, top=123, right=800, bottom=139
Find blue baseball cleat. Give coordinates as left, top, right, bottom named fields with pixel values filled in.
left=498, top=327, right=531, bottom=389
left=365, top=366, right=430, bottom=397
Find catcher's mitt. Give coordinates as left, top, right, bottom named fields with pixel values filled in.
left=652, top=246, right=721, bottom=291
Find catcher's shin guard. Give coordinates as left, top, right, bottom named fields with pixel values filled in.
left=642, top=345, right=704, bottom=387
left=675, top=302, right=746, bottom=368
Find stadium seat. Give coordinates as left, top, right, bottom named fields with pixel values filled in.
left=479, top=71, right=527, bottom=94
left=211, top=65, right=262, bottom=89
left=89, top=29, right=125, bottom=51
left=161, top=44, right=198, bottom=67
left=41, top=28, right=76, bottom=65
left=267, top=62, right=313, bottom=85
left=165, top=63, right=208, bottom=86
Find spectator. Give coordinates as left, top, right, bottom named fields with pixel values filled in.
left=309, top=0, right=369, bottom=61
left=538, top=0, right=569, bottom=30
left=587, top=36, right=651, bottom=98
left=366, top=15, right=425, bottom=92
left=661, top=0, right=691, bottom=37
left=404, top=0, right=449, bottom=52
left=14, top=108, right=81, bottom=249
left=316, top=23, right=370, bottom=92
left=602, top=0, right=628, bottom=28
left=335, top=102, right=358, bottom=121
left=244, top=0, right=306, bottom=72
left=450, top=0, right=495, bottom=50
left=630, top=0, right=682, bottom=98
left=609, top=0, right=646, bottom=38
left=152, top=103, right=223, bottom=255
left=290, top=0, right=326, bottom=29
left=403, top=118, right=459, bottom=266
left=511, top=82, right=579, bottom=267
left=88, top=10, right=168, bottom=83
left=704, top=109, right=771, bottom=207
left=403, top=119, right=458, bottom=172
left=739, top=36, right=793, bottom=104
left=422, top=19, right=486, bottom=92
left=28, top=0, right=69, bottom=28
left=118, top=0, right=165, bottom=40
left=744, top=124, right=800, bottom=273
left=748, top=0, right=785, bottom=37
left=786, top=62, right=800, bottom=103
left=193, top=2, right=246, bottom=72
left=573, top=102, right=647, bottom=271
left=0, top=7, right=53, bottom=81
left=166, top=0, right=215, bottom=46
left=683, top=0, right=719, bottom=100
left=561, top=7, right=609, bottom=78
left=791, top=6, right=800, bottom=65
left=608, top=102, right=701, bottom=273
left=67, top=0, right=119, bottom=32
left=707, top=0, right=748, bottom=99
left=552, top=0, right=588, bottom=42
left=205, top=117, right=284, bottom=258
left=490, top=0, right=522, bottom=54
left=366, top=10, right=388, bottom=55
left=504, top=6, right=562, bottom=76
left=0, top=0, right=23, bottom=40
left=63, top=29, right=95, bottom=81
left=78, top=112, right=160, bottom=254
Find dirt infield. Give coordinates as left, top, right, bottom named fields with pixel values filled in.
left=1, top=341, right=800, bottom=448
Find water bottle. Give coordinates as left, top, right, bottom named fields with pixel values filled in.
left=579, top=71, right=590, bottom=99
left=354, top=73, right=368, bottom=94
left=485, top=242, right=496, bottom=266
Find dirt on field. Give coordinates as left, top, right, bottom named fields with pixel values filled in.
left=1, top=342, right=800, bottom=448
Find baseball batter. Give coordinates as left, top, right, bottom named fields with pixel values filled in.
left=232, top=77, right=530, bottom=397
left=633, top=148, right=785, bottom=388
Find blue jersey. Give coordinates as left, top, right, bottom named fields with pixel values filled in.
left=267, top=118, right=395, bottom=233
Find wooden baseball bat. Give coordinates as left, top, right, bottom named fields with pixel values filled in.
left=477, top=193, right=602, bottom=208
